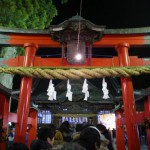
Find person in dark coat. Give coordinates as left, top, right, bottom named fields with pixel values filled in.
left=30, top=126, right=55, bottom=150
left=72, top=123, right=83, bottom=142
left=59, top=121, right=72, bottom=142
left=78, top=126, right=101, bottom=150
left=112, top=128, right=116, bottom=143
left=7, top=142, right=29, bottom=150
left=97, top=124, right=114, bottom=150
left=60, top=142, right=86, bottom=150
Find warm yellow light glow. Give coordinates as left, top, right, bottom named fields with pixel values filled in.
left=98, top=113, right=116, bottom=130
left=75, top=53, right=82, bottom=60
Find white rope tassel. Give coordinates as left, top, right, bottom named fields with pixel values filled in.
left=47, top=80, right=56, bottom=101
left=66, top=79, right=73, bottom=101
left=82, top=79, right=89, bottom=101
left=102, top=78, right=110, bottom=99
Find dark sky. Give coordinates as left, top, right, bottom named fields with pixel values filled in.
left=52, top=0, right=150, bottom=28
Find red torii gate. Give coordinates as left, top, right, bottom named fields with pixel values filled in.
left=0, top=18, right=150, bottom=150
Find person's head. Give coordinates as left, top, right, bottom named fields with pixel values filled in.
left=78, top=126, right=101, bottom=150
left=76, top=124, right=83, bottom=132
left=48, top=124, right=56, bottom=131
left=60, top=142, right=86, bottom=150
left=7, top=142, right=29, bottom=150
left=96, top=124, right=107, bottom=133
left=60, top=121, right=70, bottom=132
left=38, top=126, right=55, bottom=146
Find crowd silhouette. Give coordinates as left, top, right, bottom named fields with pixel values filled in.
left=7, top=121, right=116, bottom=150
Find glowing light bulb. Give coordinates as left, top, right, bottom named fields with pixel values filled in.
left=75, top=53, right=82, bottom=60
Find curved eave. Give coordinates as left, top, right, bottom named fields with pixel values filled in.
left=54, top=114, right=96, bottom=117
left=135, top=88, right=150, bottom=102
left=1, top=26, right=150, bottom=47
left=1, top=26, right=150, bottom=35
left=0, top=83, right=12, bottom=96
left=0, top=26, right=49, bottom=34
left=105, top=27, right=150, bottom=34
left=34, top=99, right=115, bottom=104
left=49, top=20, right=105, bottom=32
left=111, top=104, right=122, bottom=112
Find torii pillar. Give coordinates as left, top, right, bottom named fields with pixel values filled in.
left=115, top=109, right=126, bottom=150
left=116, top=43, right=140, bottom=150
left=14, top=43, right=38, bottom=144
left=144, top=95, right=150, bottom=150
left=0, top=94, right=9, bottom=150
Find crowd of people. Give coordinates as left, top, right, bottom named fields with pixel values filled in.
left=6, top=121, right=116, bottom=150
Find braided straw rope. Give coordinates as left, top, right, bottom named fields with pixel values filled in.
left=0, top=66, right=150, bottom=79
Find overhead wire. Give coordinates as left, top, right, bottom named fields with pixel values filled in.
left=76, top=0, right=83, bottom=53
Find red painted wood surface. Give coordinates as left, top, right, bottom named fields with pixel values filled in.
left=115, top=110, right=126, bottom=150
left=8, top=112, right=33, bottom=125
left=113, top=95, right=150, bottom=127
left=9, top=34, right=60, bottom=47
left=2, top=56, right=149, bottom=67
left=116, top=43, right=140, bottom=150
left=27, top=108, right=38, bottom=148
left=7, top=33, right=147, bottom=47
left=94, top=34, right=145, bottom=47
left=14, top=43, right=37, bottom=144
left=144, top=95, right=150, bottom=150
left=147, top=130, right=150, bottom=150
left=0, top=93, right=9, bottom=150
left=144, top=96, right=150, bottom=117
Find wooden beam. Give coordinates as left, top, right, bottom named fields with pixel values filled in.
left=2, top=56, right=149, bottom=67
left=8, top=112, right=33, bottom=125
left=0, top=33, right=60, bottom=47
left=1, top=33, right=150, bottom=47
left=94, top=34, right=148, bottom=47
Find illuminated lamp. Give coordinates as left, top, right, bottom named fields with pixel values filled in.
left=49, top=15, right=105, bottom=65
left=75, top=53, right=82, bottom=61
left=67, top=40, right=86, bottom=64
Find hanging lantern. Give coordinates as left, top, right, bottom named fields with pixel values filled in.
left=49, top=15, right=105, bottom=65
left=67, top=40, right=86, bottom=64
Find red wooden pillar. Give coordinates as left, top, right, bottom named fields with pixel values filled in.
left=27, top=108, right=38, bottom=148
left=14, top=43, right=38, bottom=144
left=115, top=109, right=126, bottom=150
left=147, top=128, right=150, bottom=150
left=0, top=93, right=9, bottom=150
left=144, top=95, right=150, bottom=150
left=116, top=43, right=140, bottom=150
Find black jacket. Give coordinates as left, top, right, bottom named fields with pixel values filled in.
left=102, top=130, right=114, bottom=150
left=30, top=139, right=52, bottom=150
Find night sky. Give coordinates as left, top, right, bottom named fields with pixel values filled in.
left=52, top=0, right=150, bottom=28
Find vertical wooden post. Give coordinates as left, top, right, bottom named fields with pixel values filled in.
left=14, top=43, right=38, bottom=144
left=115, top=109, right=126, bottom=150
left=0, top=93, right=9, bottom=150
left=27, top=108, right=38, bottom=148
left=144, top=95, right=150, bottom=150
left=147, top=128, right=150, bottom=150
left=61, top=43, right=65, bottom=65
left=87, top=42, right=92, bottom=65
left=116, top=43, right=140, bottom=150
